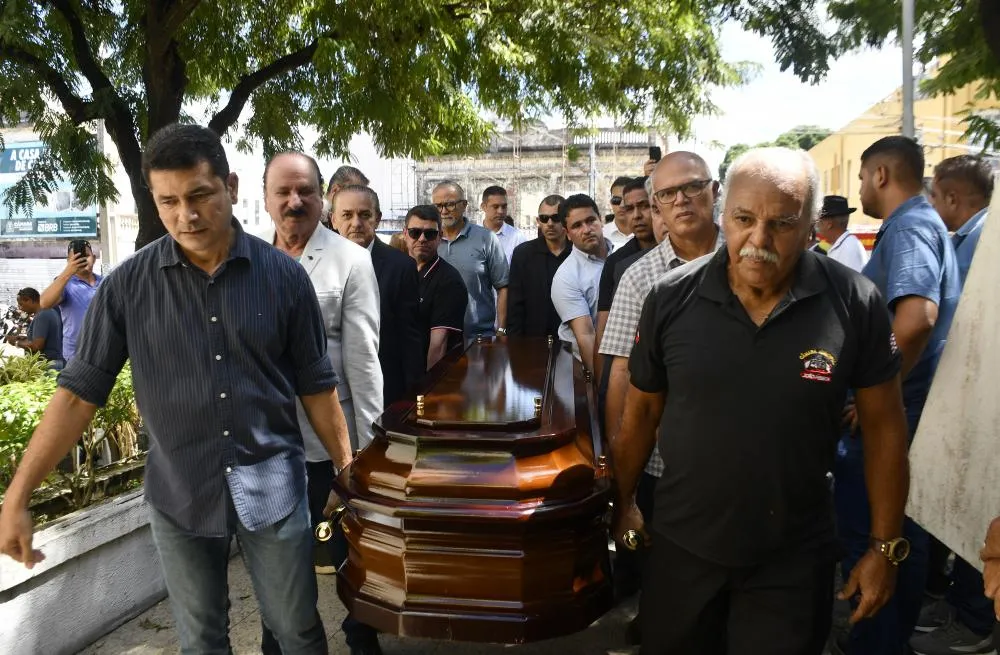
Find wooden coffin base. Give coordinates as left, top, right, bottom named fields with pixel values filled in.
left=335, top=507, right=613, bottom=644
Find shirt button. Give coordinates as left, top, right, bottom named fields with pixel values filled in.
left=211, top=316, right=218, bottom=322
left=215, top=354, right=222, bottom=361
left=219, top=392, right=227, bottom=399
left=225, top=466, right=232, bottom=473
left=223, top=430, right=230, bottom=436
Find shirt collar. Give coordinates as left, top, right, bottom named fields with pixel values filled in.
left=955, top=207, right=988, bottom=238
left=571, top=239, right=612, bottom=263
left=158, top=218, right=251, bottom=269
left=443, top=218, right=473, bottom=242
left=658, top=225, right=725, bottom=267
left=699, top=247, right=827, bottom=305
left=883, top=194, right=928, bottom=226
left=830, top=231, right=852, bottom=250
left=366, top=238, right=375, bottom=252
left=421, top=255, right=441, bottom=278
left=533, top=236, right=570, bottom=256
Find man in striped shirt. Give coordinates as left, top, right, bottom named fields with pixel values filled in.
left=0, top=124, right=352, bottom=655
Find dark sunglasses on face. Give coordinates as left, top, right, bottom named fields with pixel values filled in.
left=610, top=196, right=623, bottom=206
left=537, top=214, right=562, bottom=224
left=407, top=227, right=440, bottom=241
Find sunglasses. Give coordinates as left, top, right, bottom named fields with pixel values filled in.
left=537, top=214, right=562, bottom=224
left=610, top=196, right=623, bottom=206
left=406, top=227, right=440, bottom=241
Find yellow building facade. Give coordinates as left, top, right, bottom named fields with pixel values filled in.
left=808, top=81, right=1000, bottom=227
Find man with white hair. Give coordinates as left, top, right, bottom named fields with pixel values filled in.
left=611, top=147, right=911, bottom=654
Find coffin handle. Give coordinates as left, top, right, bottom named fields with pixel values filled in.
left=314, top=504, right=347, bottom=542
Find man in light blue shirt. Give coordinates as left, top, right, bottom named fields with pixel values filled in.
left=930, top=154, right=993, bottom=285
left=834, top=136, right=961, bottom=655
left=551, top=194, right=612, bottom=373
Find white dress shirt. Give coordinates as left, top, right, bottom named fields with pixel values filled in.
left=602, top=220, right=633, bottom=249
left=491, top=221, right=527, bottom=264
left=827, top=231, right=869, bottom=272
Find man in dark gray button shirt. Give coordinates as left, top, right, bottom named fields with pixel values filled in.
left=6, top=287, right=64, bottom=369
left=0, top=124, right=352, bottom=655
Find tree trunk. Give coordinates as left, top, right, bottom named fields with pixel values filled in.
left=983, top=0, right=1000, bottom=65
left=130, top=170, right=165, bottom=250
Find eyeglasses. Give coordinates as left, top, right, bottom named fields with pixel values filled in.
left=610, top=196, right=623, bottom=206
left=537, top=214, right=562, bottom=224
left=433, top=200, right=466, bottom=212
left=406, top=227, right=440, bottom=241
left=652, top=179, right=713, bottom=205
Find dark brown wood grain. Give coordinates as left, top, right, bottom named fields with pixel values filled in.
left=332, top=337, right=612, bottom=643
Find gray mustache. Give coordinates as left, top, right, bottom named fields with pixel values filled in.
left=739, top=246, right=779, bottom=264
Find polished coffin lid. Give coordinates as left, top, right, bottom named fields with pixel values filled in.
left=333, top=337, right=612, bottom=643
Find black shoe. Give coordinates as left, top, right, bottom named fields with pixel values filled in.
left=314, top=537, right=337, bottom=575
left=349, top=642, right=383, bottom=655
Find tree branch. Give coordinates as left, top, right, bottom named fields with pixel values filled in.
left=208, top=33, right=337, bottom=135
left=983, top=0, right=1000, bottom=66
left=150, top=0, right=202, bottom=59
left=43, top=0, right=116, bottom=95
left=0, top=44, right=98, bottom=124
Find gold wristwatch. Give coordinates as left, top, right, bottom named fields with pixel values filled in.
left=871, top=536, right=911, bottom=565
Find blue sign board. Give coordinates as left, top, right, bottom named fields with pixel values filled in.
left=0, top=141, right=98, bottom=239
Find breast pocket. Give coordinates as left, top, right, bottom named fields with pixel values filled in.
left=315, top=289, right=344, bottom=337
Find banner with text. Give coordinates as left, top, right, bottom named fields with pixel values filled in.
left=0, top=141, right=98, bottom=239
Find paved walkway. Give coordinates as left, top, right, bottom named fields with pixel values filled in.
left=80, top=554, right=642, bottom=655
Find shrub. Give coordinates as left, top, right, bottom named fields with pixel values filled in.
left=0, top=373, right=58, bottom=489
left=0, top=357, right=141, bottom=506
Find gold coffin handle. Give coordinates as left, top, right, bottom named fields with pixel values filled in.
left=314, top=504, right=347, bottom=542
left=621, top=529, right=646, bottom=551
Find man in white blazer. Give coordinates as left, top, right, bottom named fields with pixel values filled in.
left=257, top=153, right=382, bottom=586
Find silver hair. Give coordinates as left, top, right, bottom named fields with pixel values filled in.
left=720, top=147, right=822, bottom=222
left=644, top=175, right=653, bottom=198
left=432, top=180, right=466, bottom=201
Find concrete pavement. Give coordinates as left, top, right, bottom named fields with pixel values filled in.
left=80, top=553, right=642, bottom=655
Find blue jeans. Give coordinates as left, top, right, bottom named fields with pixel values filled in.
left=148, top=493, right=327, bottom=655
left=834, top=398, right=929, bottom=654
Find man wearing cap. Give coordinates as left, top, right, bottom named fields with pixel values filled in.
left=814, top=195, right=869, bottom=272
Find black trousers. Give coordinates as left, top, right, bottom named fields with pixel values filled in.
left=639, top=534, right=835, bottom=655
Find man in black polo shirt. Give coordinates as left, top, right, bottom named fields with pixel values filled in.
left=612, top=147, right=912, bottom=654
left=507, top=195, right=571, bottom=337
left=404, top=204, right=468, bottom=370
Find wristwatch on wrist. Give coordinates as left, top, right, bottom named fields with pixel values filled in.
left=496, top=327, right=508, bottom=336
left=871, top=536, right=911, bottom=565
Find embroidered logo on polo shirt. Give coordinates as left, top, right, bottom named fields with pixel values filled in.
left=800, top=349, right=836, bottom=383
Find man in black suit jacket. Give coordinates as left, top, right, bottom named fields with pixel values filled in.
left=332, top=186, right=424, bottom=408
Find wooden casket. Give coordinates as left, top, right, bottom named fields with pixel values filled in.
left=331, top=336, right=613, bottom=643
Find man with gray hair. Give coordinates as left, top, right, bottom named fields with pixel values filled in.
left=612, top=147, right=910, bottom=654
left=324, top=165, right=369, bottom=227
left=432, top=180, right=510, bottom=339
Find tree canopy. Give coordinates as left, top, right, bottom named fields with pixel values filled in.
left=828, top=0, right=1000, bottom=151
left=0, top=0, right=848, bottom=248
left=718, top=125, right=832, bottom=180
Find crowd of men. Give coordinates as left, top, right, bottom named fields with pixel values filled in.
left=0, top=122, right=997, bottom=655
